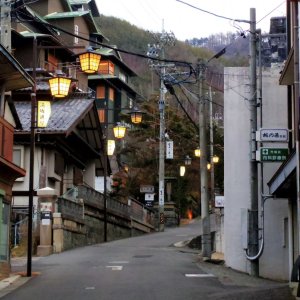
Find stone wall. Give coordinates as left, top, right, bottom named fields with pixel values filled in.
left=51, top=186, right=155, bottom=253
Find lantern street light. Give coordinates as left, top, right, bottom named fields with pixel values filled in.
left=113, top=123, right=127, bottom=139
left=194, top=148, right=201, bottom=158
left=130, top=107, right=144, bottom=124
left=48, top=70, right=72, bottom=98
left=27, top=39, right=101, bottom=277
left=212, top=155, right=219, bottom=164
left=78, top=48, right=101, bottom=74
left=184, top=155, right=192, bottom=165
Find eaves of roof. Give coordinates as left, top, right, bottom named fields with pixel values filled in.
left=0, top=44, right=34, bottom=91
left=96, top=48, right=137, bottom=76
left=23, top=5, right=62, bottom=37
left=88, top=75, right=138, bottom=95
left=14, top=97, right=94, bottom=136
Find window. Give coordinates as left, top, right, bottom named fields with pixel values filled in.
left=13, top=146, right=24, bottom=168
left=96, top=86, right=105, bottom=99
left=98, top=109, right=105, bottom=123
left=119, top=71, right=127, bottom=83
left=47, top=54, right=58, bottom=72
left=99, top=61, right=114, bottom=75
left=54, top=153, right=64, bottom=176
left=108, top=88, right=114, bottom=101
left=74, top=24, right=79, bottom=44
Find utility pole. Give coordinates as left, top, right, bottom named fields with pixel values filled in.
left=248, top=8, right=259, bottom=276
left=198, top=60, right=211, bottom=259
left=147, top=25, right=175, bottom=231
left=158, top=48, right=166, bottom=232
left=209, top=86, right=215, bottom=209
left=0, top=0, right=11, bottom=52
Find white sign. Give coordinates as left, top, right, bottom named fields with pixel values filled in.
left=145, top=193, right=155, bottom=201
left=166, top=141, right=173, bottom=159
left=256, top=128, right=289, bottom=142
left=215, top=196, right=225, bottom=208
left=140, top=185, right=154, bottom=193
left=37, top=101, right=51, bottom=128
left=159, top=180, right=164, bottom=206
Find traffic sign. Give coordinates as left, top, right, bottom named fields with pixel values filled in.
left=257, top=147, right=289, bottom=162
left=256, top=128, right=289, bottom=142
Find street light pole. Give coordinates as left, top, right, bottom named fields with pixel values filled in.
left=27, top=36, right=37, bottom=277
left=103, top=99, right=108, bottom=242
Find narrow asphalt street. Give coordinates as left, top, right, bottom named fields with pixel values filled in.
left=0, top=220, right=295, bottom=300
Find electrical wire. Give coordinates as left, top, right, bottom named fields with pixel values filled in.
left=13, top=7, right=195, bottom=70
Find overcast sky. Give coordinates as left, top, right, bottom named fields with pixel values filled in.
left=96, top=0, right=286, bottom=41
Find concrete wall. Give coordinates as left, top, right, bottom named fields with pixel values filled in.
left=224, top=67, right=289, bottom=281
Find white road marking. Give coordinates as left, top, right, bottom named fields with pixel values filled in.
left=106, top=266, right=123, bottom=271
left=108, top=261, right=129, bottom=264
left=185, top=274, right=215, bottom=278
left=85, top=287, right=95, bottom=290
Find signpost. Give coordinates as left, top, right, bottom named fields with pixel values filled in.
left=256, top=128, right=289, bottom=142
left=257, top=147, right=289, bottom=162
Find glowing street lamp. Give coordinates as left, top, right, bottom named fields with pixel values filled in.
left=212, top=155, right=219, bottom=164
left=130, top=107, right=144, bottom=124
left=48, top=71, right=71, bottom=98
left=113, top=123, right=126, bottom=139
left=194, top=148, right=201, bottom=157
left=78, top=49, right=101, bottom=74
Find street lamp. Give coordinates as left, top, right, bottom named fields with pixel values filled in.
left=113, top=123, right=127, bottom=139
left=48, top=70, right=72, bottom=98
left=129, top=107, right=144, bottom=124
left=27, top=40, right=101, bottom=277
left=184, top=155, right=192, bottom=165
left=194, top=148, right=201, bottom=157
left=78, top=48, right=101, bottom=74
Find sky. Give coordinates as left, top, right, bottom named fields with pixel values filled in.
left=96, top=0, right=286, bottom=41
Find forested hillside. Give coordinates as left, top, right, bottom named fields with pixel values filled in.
left=95, top=15, right=249, bottom=98
left=93, top=15, right=246, bottom=214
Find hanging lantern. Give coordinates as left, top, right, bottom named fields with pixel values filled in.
left=107, top=140, right=115, bottom=156
left=180, top=165, right=186, bottom=176
left=130, top=107, right=144, bottom=124
left=184, top=155, right=192, bottom=165
left=113, top=123, right=126, bottom=139
left=207, top=163, right=211, bottom=170
left=79, top=50, right=101, bottom=74
left=194, top=148, right=201, bottom=157
left=212, top=155, right=220, bottom=163
left=49, top=71, right=71, bottom=98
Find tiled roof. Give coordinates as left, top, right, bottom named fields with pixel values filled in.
left=14, top=98, right=94, bottom=134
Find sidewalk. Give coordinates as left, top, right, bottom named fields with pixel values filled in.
left=0, top=257, right=39, bottom=298
left=173, top=235, right=296, bottom=300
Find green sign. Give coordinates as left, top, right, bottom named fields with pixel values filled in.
left=260, top=148, right=289, bottom=162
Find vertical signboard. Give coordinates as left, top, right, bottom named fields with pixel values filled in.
left=166, top=141, right=173, bottom=159
left=159, top=180, right=164, bottom=206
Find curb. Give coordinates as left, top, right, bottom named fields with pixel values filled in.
left=0, top=275, right=21, bottom=291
